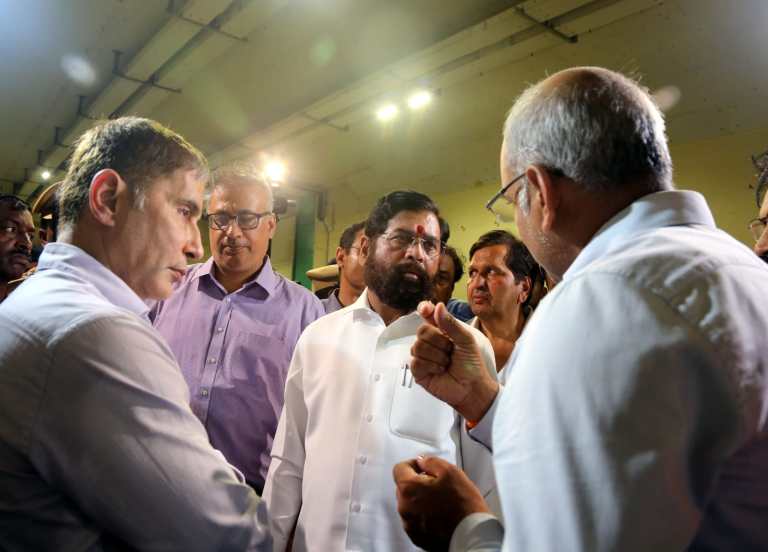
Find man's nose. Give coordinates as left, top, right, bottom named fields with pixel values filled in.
left=185, top=224, right=204, bottom=261
left=224, top=220, right=244, bottom=239
left=755, top=226, right=768, bottom=259
left=404, top=239, right=427, bottom=262
left=17, top=232, right=32, bottom=251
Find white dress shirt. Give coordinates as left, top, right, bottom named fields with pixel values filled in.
left=451, top=190, right=768, bottom=551
left=263, top=290, right=498, bottom=552
left=0, top=243, right=270, bottom=551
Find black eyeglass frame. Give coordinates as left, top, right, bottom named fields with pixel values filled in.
left=485, top=172, right=526, bottom=219
left=206, top=210, right=274, bottom=231
left=748, top=215, right=768, bottom=242
left=379, top=230, right=444, bottom=259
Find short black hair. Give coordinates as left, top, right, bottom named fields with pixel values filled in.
left=365, top=190, right=440, bottom=240
left=469, top=229, right=541, bottom=284
left=442, top=245, right=464, bottom=283
left=339, top=221, right=366, bottom=251
left=0, top=194, right=30, bottom=213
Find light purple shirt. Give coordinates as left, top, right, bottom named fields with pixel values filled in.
left=151, top=256, right=324, bottom=489
left=0, top=242, right=270, bottom=550
left=320, top=287, right=343, bottom=314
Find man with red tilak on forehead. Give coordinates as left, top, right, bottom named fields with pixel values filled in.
left=263, top=190, right=498, bottom=552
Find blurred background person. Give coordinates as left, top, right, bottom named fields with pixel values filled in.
left=321, top=220, right=366, bottom=313
left=432, top=244, right=464, bottom=305
left=0, top=195, right=33, bottom=302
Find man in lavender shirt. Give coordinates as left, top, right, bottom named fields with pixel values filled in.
left=151, top=163, right=324, bottom=493
left=0, top=117, right=270, bottom=550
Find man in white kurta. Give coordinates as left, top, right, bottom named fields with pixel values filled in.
left=394, top=67, right=768, bottom=551
left=263, top=191, right=497, bottom=551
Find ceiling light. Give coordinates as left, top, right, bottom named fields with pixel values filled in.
left=264, top=160, right=287, bottom=185
left=407, top=90, right=433, bottom=110
left=41, top=170, right=51, bottom=181
left=376, top=103, right=399, bottom=122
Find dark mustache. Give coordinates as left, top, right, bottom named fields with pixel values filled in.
left=221, top=240, right=249, bottom=248
left=11, top=247, right=31, bottom=258
left=394, top=262, right=428, bottom=280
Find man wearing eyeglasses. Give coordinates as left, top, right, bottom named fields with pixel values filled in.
left=320, top=220, right=367, bottom=313
left=0, top=194, right=34, bottom=301
left=263, top=190, right=497, bottom=552
left=150, top=163, right=323, bottom=495
left=395, top=67, right=768, bottom=551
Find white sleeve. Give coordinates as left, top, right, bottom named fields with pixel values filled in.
left=459, top=330, right=500, bottom=514
left=495, top=273, right=738, bottom=551
left=31, top=314, right=271, bottom=551
left=450, top=513, right=504, bottom=552
left=262, top=334, right=309, bottom=551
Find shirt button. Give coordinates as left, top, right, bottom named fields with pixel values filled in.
left=351, top=502, right=361, bottom=513
left=359, top=455, right=367, bottom=464
left=208, top=357, right=216, bottom=363
left=201, top=388, right=209, bottom=397
left=216, top=327, right=224, bottom=333
left=373, top=374, right=381, bottom=382
left=366, top=414, right=373, bottom=423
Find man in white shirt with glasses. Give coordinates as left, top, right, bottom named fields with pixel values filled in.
left=395, top=67, right=768, bottom=551
left=264, top=190, right=497, bottom=552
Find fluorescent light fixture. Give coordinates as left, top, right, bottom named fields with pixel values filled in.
left=407, top=90, right=433, bottom=110
left=376, top=103, right=399, bottom=122
left=41, top=170, right=51, bottom=181
left=264, top=160, right=287, bottom=185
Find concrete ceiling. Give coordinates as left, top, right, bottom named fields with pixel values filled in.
left=2, top=0, right=767, bottom=210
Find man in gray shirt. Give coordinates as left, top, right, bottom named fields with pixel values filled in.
left=0, top=117, right=270, bottom=551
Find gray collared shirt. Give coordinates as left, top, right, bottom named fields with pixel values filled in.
left=0, top=242, right=271, bottom=551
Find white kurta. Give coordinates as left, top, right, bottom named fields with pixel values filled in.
left=264, top=291, right=498, bottom=552
left=451, top=190, right=768, bottom=551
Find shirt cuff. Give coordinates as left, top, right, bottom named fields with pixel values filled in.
left=449, top=512, right=504, bottom=552
left=467, top=385, right=503, bottom=452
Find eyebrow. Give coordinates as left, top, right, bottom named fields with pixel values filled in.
left=179, top=198, right=202, bottom=218
left=392, top=229, right=440, bottom=241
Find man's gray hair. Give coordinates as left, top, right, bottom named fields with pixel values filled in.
left=210, top=163, right=274, bottom=212
left=502, top=67, right=673, bottom=198
left=58, top=117, right=208, bottom=233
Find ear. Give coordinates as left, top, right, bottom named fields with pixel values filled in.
left=88, top=169, right=125, bottom=227
left=264, top=214, right=278, bottom=239
left=524, top=165, right=561, bottom=231
left=335, top=246, right=346, bottom=267
left=517, top=276, right=532, bottom=304
left=359, top=234, right=371, bottom=263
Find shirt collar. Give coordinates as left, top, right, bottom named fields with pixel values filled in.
left=36, top=242, right=150, bottom=318
left=349, top=288, right=423, bottom=328
left=195, top=255, right=278, bottom=296
left=563, top=190, right=716, bottom=281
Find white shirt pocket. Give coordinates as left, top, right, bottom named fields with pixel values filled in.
left=388, top=362, right=455, bottom=446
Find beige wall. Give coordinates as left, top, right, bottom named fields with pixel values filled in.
left=313, top=126, right=768, bottom=300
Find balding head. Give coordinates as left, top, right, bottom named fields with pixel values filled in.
left=502, top=66, right=673, bottom=194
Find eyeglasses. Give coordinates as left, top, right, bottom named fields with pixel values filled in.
left=485, top=172, right=526, bottom=224
left=748, top=216, right=768, bottom=242
left=381, top=230, right=443, bottom=258
left=206, top=211, right=272, bottom=231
